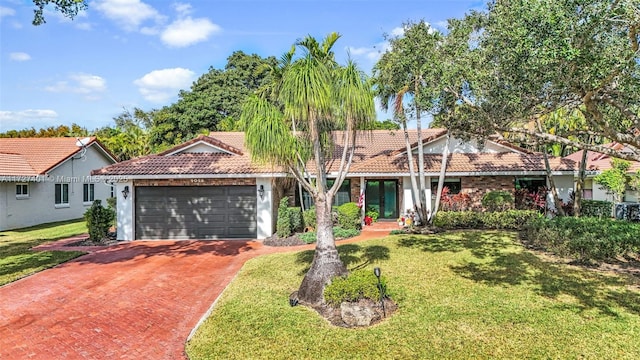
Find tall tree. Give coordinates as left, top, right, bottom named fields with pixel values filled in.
left=31, top=0, right=87, bottom=25
left=373, top=20, right=445, bottom=223
left=431, top=0, right=640, bottom=161
left=95, top=108, right=153, bottom=161
left=241, top=33, right=375, bottom=305
left=150, top=51, right=277, bottom=147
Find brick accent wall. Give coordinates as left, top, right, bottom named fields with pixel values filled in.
left=134, top=178, right=256, bottom=187
left=462, top=176, right=515, bottom=206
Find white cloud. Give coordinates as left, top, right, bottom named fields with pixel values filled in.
left=133, top=68, right=195, bottom=103
left=76, top=22, right=93, bottom=30
left=173, top=3, right=192, bottom=17
left=44, top=73, right=106, bottom=99
left=0, top=6, right=15, bottom=18
left=161, top=17, right=220, bottom=47
left=93, top=0, right=164, bottom=31
left=9, top=52, right=31, bottom=61
left=390, top=27, right=404, bottom=37
left=0, top=109, right=59, bottom=131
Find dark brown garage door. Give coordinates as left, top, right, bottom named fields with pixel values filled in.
left=135, top=186, right=257, bottom=240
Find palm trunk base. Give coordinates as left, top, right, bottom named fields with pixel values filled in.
left=297, top=248, right=347, bottom=305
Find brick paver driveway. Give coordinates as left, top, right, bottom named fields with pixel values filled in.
left=0, top=240, right=271, bottom=360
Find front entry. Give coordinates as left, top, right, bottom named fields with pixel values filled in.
left=365, top=180, right=398, bottom=219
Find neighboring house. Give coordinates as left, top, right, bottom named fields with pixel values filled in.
left=0, top=137, right=117, bottom=231
left=564, top=144, right=640, bottom=203
left=93, top=129, right=575, bottom=241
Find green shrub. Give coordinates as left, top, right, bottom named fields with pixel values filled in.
left=276, top=197, right=292, bottom=238
left=333, top=227, right=360, bottom=239
left=84, top=200, right=115, bottom=241
left=434, top=210, right=541, bottom=230
left=303, top=207, right=316, bottom=229
left=299, top=231, right=317, bottom=244
left=365, top=206, right=379, bottom=222
left=581, top=200, right=613, bottom=218
left=337, top=202, right=361, bottom=230
left=524, top=217, right=640, bottom=261
left=324, top=269, right=386, bottom=306
left=106, top=197, right=117, bottom=216
left=481, top=190, right=514, bottom=211
left=288, top=207, right=303, bottom=233
left=297, top=227, right=360, bottom=244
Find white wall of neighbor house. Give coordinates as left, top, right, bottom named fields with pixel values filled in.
left=0, top=183, right=7, bottom=230
left=421, top=137, right=508, bottom=155
left=115, top=181, right=134, bottom=241
left=256, top=178, right=273, bottom=239
left=1, top=147, right=114, bottom=231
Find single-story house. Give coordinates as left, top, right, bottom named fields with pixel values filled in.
left=92, top=129, right=575, bottom=241
left=564, top=144, right=640, bottom=202
left=0, top=137, right=117, bottom=231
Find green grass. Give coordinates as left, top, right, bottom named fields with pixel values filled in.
left=186, top=231, right=640, bottom=359
left=0, top=219, right=87, bottom=286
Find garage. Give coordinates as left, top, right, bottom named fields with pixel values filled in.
left=135, top=186, right=257, bottom=240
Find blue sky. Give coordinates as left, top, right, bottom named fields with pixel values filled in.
left=0, top=0, right=484, bottom=132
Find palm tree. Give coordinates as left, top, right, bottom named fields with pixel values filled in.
left=242, top=33, right=375, bottom=305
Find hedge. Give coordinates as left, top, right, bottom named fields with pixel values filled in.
left=433, top=210, right=541, bottom=230
left=524, top=216, right=640, bottom=261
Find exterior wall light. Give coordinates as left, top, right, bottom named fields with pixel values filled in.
left=258, top=184, right=265, bottom=200
left=122, top=185, right=130, bottom=199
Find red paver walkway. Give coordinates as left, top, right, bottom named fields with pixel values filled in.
left=0, top=222, right=396, bottom=360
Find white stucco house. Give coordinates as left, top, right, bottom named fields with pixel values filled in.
left=0, top=137, right=117, bottom=231
left=564, top=144, right=640, bottom=203
left=92, top=130, right=576, bottom=241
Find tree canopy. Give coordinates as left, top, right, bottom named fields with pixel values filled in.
left=31, top=0, right=87, bottom=25
left=423, top=0, right=640, bottom=161
left=149, top=51, right=278, bottom=147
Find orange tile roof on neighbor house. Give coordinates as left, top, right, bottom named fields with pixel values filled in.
left=564, top=144, right=640, bottom=173
left=0, top=137, right=113, bottom=177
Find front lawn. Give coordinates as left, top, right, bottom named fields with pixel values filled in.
left=187, top=231, right=640, bottom=359
left=0, top=219, right=87, bottom=286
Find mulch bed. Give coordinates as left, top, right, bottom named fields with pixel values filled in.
left=263, top=234, right=307, bottom=247
left=64, top=237, right=119, bottom=247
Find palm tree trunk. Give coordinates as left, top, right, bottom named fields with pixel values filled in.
left=431, top=131, right=450, bottom=222
left=416, top=101, right=427, bottom=222
left=401, top=118, right=423, bottom=223
left=573, top=148, right=589, bottom=217
left=543, top=147, right=566, bottom=216
left=297, top=194, right=347, bottom=305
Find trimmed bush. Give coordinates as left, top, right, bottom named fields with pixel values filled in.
left=481, top=190, right=514, bottom=211
left=84, top=200, right=115, bottom=241
left=324, top=269, right=386, bottom=306
left=303, top=207, right=316, bottom=229
left=297, top=226, right=360, bottom=244
left=276, top=197, right=292, bottom=238
left=524, top=216, right=640, bottom=261
left=337, top=202, right=361, bottom=230
left=434, top=210, right=541, bottom=230
left=581, top=200, right=613, bottom=218
left=288, top=207, right=303, bottom=233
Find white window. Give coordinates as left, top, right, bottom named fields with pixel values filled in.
left=16, top=183, right=29, bottom=199
left=55, top=183, right=69, bottom=207
left=83, top=183, right=95, bottom=204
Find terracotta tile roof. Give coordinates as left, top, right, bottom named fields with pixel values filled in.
left=350, top=152, right=575, bottom=174
left=564, top=144, right=640, bottom=173
left=158, top=135, right=243, bottom=156
left=95, top=129, right=567, bottom=177
left=92, top=153, right=282, bottom=176
left=0, top=137, right=106, bottom=176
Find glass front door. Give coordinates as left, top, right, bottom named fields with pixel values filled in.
left=365, top=180, right=398, bottom=219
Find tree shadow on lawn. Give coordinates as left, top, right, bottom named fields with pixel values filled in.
left=398, top=231, right=640, bottom=317
left=295, top=243, right=390, bottom=276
